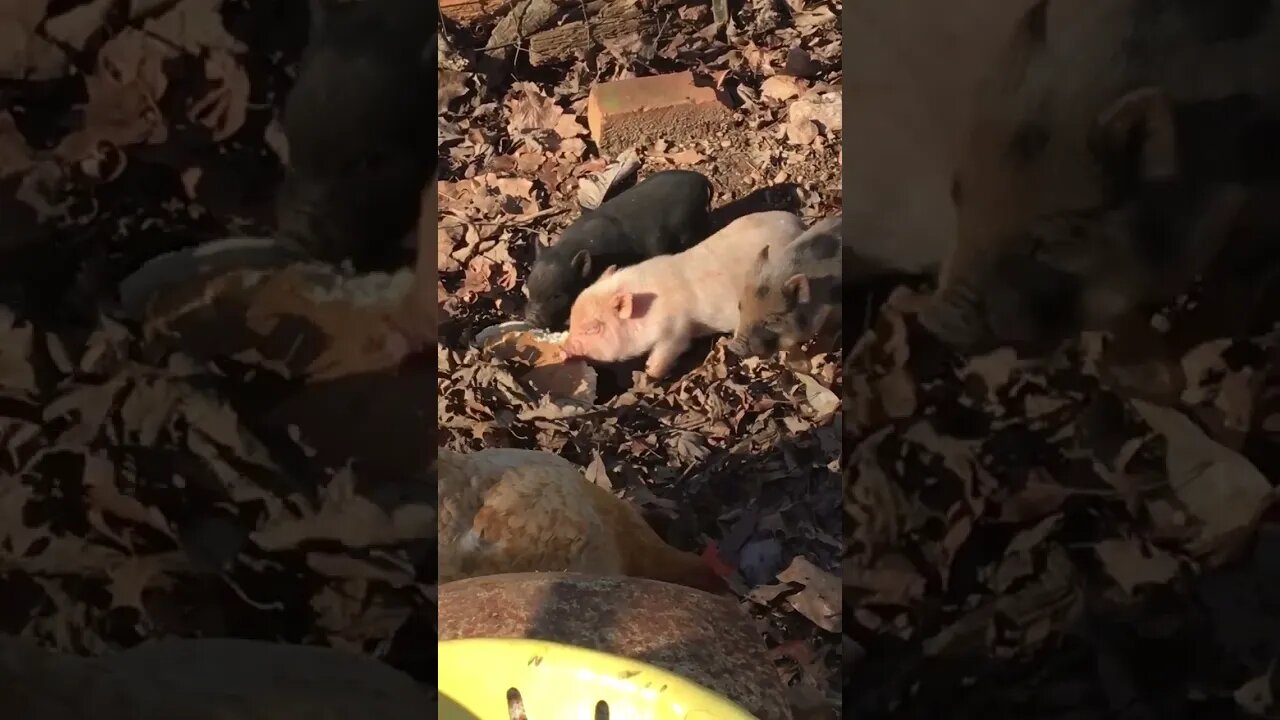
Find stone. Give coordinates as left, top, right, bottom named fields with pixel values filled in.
left=789, top=91, right=842, bottom=133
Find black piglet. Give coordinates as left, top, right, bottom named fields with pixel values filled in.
left=525, top=169, right=714, bottom=330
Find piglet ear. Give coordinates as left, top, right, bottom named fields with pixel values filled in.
left=782, top=273, right=811, bottom=307
left=611, top=292, right=634, bottom=319
left=600, top=265, right=619, bottom=279
left=571, top=249, right=593, bottom=278
left=753, top=245, right=771, bottom=274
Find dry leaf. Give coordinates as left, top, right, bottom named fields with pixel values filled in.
left=778, top=556, right=841, bottom=632
left=576, top=148, right=641, bottom=210
left=1235, top=670, right=1276, bottom=717
left=44, top=0, right=113, bottom=51
left=439, top=69, right=470, bottom=112
left=189, top=49, right=249, bottom=141
left=584, top=451, right=612, bottom=488
left=494, top=177, right=534, bottom=199
left=789, top=91, right=842, bottom=132
left=56, top=28, right=172, bottom=162
left=796, top=373, right=839, bottom=417
left=0, top=0, right=69, bottom=80
left=505, top=83, right=565, bottom=134
left=761, top=75, right=805, bottom=101
left=437, top=224, right=465, bottom=273
left=142, top=0, right=246, bottom=54
left=554, top=114, right=588, bottom=138
left=1094, top=538, right=1182, bottom=595
left=1132, top=399, right=1274, bottom=558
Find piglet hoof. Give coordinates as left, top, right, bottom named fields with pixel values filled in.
left=644, top=361, right=671, bottom=379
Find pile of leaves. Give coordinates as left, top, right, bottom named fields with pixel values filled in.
left=0, top=0, right=434, bottom=686
left=437, top=0, right=844, bottom=714
left=845, top=267, right=1280, bottom=717
left=0, top=0, right=305, bottom=321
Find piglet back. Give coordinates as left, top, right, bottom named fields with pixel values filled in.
left=595, top=170, right=714, bottom=255
left=789, top=215, right=844, bottom=275
left=691, top=210, right=805, bottom=256
left=555, top=212, right=650, bottom=269
left=794, top=215, right=845, bottom=325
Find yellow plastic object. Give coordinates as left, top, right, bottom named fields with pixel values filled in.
left=439, top=638, right=760, bottom=719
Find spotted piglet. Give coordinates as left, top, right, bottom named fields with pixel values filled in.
left=562, top=211, right=805, bottom=378
left=732, top=214, right=842, bottom=357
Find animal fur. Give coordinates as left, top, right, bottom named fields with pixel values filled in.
left=733, top=215, right=844, bottom=356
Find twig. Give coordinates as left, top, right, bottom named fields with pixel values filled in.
left=437, top=207, right=571, bottom=230
left=578, top=0, right=595, bottom=48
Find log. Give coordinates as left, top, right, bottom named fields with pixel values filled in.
left=439, top=0, right=512, bottom=25
left=482, top=0, right=575, bottom=57
left=527, top=0, right=662, bottom=65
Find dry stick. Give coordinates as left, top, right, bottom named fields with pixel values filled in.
left=579, top=0, right=595, bottom=48
left=437, top=207, right=569, bottom=230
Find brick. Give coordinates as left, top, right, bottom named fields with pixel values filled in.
left=586, top=71, right=734, bottom=154
left=438, top=0, right=509, bottom=24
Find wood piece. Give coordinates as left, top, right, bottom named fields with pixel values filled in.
left=483, top=0, right=575, bottom=56
left=527, top=0, right=659, bottom=65
left=439, top=0, right=512, bottom=24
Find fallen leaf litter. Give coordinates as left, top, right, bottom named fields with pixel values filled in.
left=439, top=0, right=844, bottom=710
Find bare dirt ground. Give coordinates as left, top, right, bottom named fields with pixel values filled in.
left=437, top=0, right=844, bottom=714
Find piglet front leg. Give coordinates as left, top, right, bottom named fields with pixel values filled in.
left=644, top=332, right=692, bottom=378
